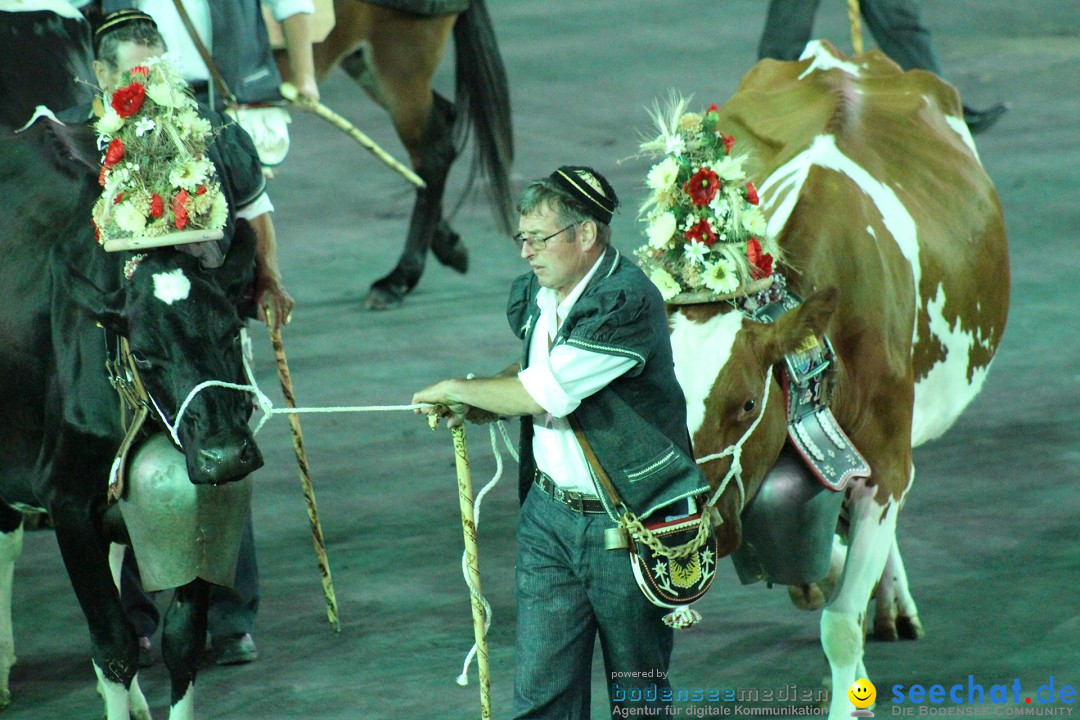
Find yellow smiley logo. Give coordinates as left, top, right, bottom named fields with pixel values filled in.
left=848, top=678, right=877, bottom=709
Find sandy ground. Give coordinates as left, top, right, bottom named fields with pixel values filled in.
left=5, top=1, right=1079, bottom=718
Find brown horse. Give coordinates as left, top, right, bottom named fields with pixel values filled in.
left=295, top=0, right=514, bottom=310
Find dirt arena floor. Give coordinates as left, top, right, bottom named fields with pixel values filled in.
left=6, top=0, right=1079, bottom=718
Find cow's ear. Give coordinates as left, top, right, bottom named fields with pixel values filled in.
left=763, top=287, right=838, bottom=362
left=65, top=266, right=129, bottom=334
left=218, top=219, right=257, bottom=303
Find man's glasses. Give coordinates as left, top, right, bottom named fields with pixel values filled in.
left=513, top=224, right=576, bottom=252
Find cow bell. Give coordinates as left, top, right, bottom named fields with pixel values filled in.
left=730, top=444, right=844, bottom=586
left=119, top=433, right=252, bottom=592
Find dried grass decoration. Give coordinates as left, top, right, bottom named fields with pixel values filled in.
left=635, top=96, right=781, bottom=303
left=93, top=58, right=226, bottom=252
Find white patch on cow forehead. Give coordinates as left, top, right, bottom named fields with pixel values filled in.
left=670, top=310, right=745, bottom=438
left=152, top=269, right=191, bottom=305
left=911, top=284, right=993, bottom=447
left=797, top=40, right=863, bottom=80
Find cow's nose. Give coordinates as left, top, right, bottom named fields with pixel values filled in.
left=191, top=436, right=263, bottom=485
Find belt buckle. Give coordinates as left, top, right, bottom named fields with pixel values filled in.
left=553, top=485, right=566, bottom=504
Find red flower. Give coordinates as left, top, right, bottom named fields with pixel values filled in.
left=98, top=165, right=107, bottom=187
left=93, top=220, right=100, bottom=242
left=113, top=192, right=124, bottom=205
left=720, top=133, right=735, bottom=155
left=111, top=82, right=146, bottom=118
left=684, top=219, right=717, bottom=246
left=172, top=189, right=190, bottom=229
left=104, top=138, right=125, bottom=167
left=683, top=168, right=721, bottom=207
left=746, top=237, right=774, bottom=277
left=196, top=184, right=207, bottom=196
left=129, top=65, right=150, bottom=77
left=706, top=103, right=719, bottom=114
left=745, top=181, right=760, bottom=205
left=150, top=194, right=164, bottom=218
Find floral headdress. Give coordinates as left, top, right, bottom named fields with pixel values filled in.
left=92, top=57, right=228, bottom=250
left=635, top=96, right=780, bottom=302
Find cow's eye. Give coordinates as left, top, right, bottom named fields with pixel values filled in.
left=742, top=398, right=756, bottom=414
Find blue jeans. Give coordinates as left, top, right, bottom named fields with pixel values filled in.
left=513, top=488, right=673, bottom=719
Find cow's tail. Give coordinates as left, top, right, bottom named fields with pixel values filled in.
left=452, top=0, right=515, bottom=235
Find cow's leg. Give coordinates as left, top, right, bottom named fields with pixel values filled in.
left=0, top=505, right=24, bottom=710
left=51, top=505, right=138, bottom=720
left=102, top=543, right=152, bottom=720
left=789, top=534, right=847, bottom=611
left=822, top=486, right=898, bottom=720
left=162, top=579, right=209, bottom=720
left=873, top=538, right=924, bottom=640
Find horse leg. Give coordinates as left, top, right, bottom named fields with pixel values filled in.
left=161, top=579, right=210, bottom=720
left=822, top=484, right=899, bottom=720
left=321, top=9, right=460, bottom=309
left=0, top=505, right=24, bottom=710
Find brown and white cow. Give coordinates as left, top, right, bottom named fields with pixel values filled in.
left=668, top=41, right=1009, bottom=718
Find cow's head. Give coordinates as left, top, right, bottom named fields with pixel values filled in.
left=70, top=227, right=263, bottom=485
left=670, top=288, right=838, bottom=555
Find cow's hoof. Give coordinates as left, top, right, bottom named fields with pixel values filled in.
left=788, top=583, right=826, bottom=611
left=432, top=227, right=468, bottom=274
left=364, top=283, right=408, bottom=311
left=0, top=688, right=10, bottom=710
left=873, top=616, right=900, bottom=642
left=896, top=614, right=925, bottom=640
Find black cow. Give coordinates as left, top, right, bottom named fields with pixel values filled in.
left=0, top=120, right=263, bottom=717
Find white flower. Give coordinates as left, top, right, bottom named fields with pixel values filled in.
left=665, top=133, right=686, bottom=157
left=146, top=80, right=187, bottom=109
left=168, top=158, right=211, bottom=190
left=96, top=108, right=124, bottom=136
left=134, top=117, right=156, bottom=137
left=648, top=266, right=682, bottom=301
left=207, top=190, right=228, bottom=229
left=113, top=201, right=147, bottom=233
left=711, top=155, right=746, bottom=183
left=702, top=257, right=740, bottom=294
left=683, top=239, right=710, bottom=267
left=645, top=212, right=677, bottom=250
left=646, top=157, right=680, bottom=192
left=741, top=207, right=767, bottom=236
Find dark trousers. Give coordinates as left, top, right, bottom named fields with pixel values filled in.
left=758, top=0, right=944, bottom=75
left=512, top=488, right=673, bottom=719
left=122, top=510, right=260, bottom=641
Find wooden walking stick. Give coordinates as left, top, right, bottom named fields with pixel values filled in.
left=450, top=423, right=492, bottom=720
left=279, top=82, right=426, bottom=189
left=847, top=0, right=864, bottom=55
left=267, top=315, right=341, bottom=632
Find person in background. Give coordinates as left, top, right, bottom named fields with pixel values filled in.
left=757, top=0, right=1008, bottom=134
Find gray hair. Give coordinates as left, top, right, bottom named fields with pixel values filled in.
left=517, top=178, right=612, bottom=246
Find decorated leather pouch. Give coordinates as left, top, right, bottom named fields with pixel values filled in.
left=569, top=416, right=716, bottom=627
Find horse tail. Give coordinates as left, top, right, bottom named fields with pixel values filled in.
left=452, top=0, right=515, bottom=235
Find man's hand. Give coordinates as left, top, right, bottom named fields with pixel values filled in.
left=412, top=380, right=467, bottom=428
left=256, top=271, right=294, bottom=332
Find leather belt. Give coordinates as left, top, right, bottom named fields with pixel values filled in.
left=533, top=469, right=605, bottom=514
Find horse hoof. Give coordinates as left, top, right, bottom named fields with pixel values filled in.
left=432, top=228, right=468, bottom=274
left=896, top=614, right=925, bottom=640
left=788, top=583, right=826, bottom=611
left=873, top=616, right=900, bottom=642
left=364, top=284, right=408, bottom=311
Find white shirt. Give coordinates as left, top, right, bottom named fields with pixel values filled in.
left=518, top=254, right=636, bottom=496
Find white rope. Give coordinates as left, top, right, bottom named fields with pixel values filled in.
left=456, top=418, right=517, bottom=686
left=695, top=373, right=773, bottom=511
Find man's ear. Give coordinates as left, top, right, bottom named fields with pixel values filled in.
left=579, top=219, right=598, bottom=250
left=92, top=59, right=111, bottom=91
